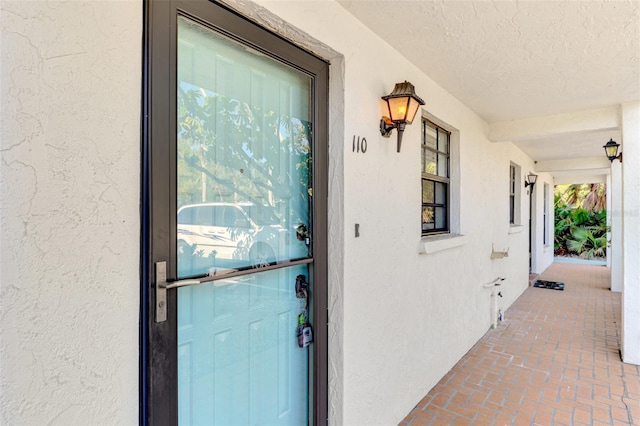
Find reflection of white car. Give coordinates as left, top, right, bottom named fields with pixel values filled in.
left=177, top=202, right=299, bottom=268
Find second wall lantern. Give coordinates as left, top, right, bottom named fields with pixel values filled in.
left=380, top=81, right=425, bottom=152
left=524, top=173, right=538, bottom=189
left=603, top=138, right=622, bottom=163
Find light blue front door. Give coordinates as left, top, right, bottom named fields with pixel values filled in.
left=175, top=16, right=314, bottom=425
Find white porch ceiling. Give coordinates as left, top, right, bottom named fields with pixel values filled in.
left=337, top=0, right=640, bottom=179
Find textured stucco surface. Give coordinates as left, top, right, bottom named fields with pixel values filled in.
left=611, top=162, right=623, bottom=293
left=337, top=0, right=640, bottom=123
left=247, top=1, right=537, bottom=423
left=1, top=0, right=636, bottom=425
left=622, top=102, right=640, bottom=365
left=218, top=3, right=348, bottom=420
left=1, top=1, right=141, bottom=424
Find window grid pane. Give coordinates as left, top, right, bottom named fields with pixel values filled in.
left=422, top=180, right=435, bottom=203
left=509, top=165, right=516, bottom=224
left=543, top=183, right=548, bottom=244
left=435, top=181, right=446, bottom=204
left=510, top=195, right=515, bottom=224
left=423, top=149, right=437, bottom=175
left=424, top=125, right=437, bottom=150
left=421, top=119, right=450, bottom=235
left=435, top=207, right=446, bottom=229
left=510, top=166, right=516, bottom=196
left=422, top=206, right=434, bottom=231
left=437, top=153, right=448, bottom=178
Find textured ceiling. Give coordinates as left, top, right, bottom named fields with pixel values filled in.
left=337, top=0, right=639, bottom=178
left=515, top=129, right=619, bottom=161
left=337, top=0, right=640, bottom=124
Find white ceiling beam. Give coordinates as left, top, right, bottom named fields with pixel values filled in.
left=552, top=172, right=608, bottom=185
left=535, top=157, right=611, bottom=173
left=489, top=107, right=621, bottom=143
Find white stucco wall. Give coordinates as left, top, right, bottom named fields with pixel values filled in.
left=1, top=1, right=141, bottom=424
left=242, top=1, right=535, bottom=423
left=606, top=174, right=612, bottom=268
left=529, top=174, right=555, bottom=275
left=1, top=0, right=545, bottom=424
left=611, top=160, right=623, bottom=293
left=621, top=102, right=640, bottom=365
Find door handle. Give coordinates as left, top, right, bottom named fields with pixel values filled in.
left=155, top=261, right=203, bottom=323
left=154, top=258, right=314, bottom=322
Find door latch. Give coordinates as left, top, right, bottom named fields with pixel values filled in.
left=155, top=258, right=314, bottom=322
left=154, top=261, right=201, bottom=323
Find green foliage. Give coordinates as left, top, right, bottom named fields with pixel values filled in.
left=554, top=186, right=608, bottom=259
left=566, top=227, right=607, bottom=259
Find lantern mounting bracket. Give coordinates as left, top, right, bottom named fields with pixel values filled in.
left=380, top=116, right=394, bottom=137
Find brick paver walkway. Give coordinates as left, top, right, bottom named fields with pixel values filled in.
left=401, top=262, right=640, bottom=425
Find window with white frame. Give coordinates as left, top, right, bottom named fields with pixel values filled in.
left=509, top=162, right=521, bottom=225
left=543, top=183, right=549, bottom=245
left=421, top=119, right=450, bottom=234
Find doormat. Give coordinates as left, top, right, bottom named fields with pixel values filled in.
left=533, top=280, right=565, bottom=291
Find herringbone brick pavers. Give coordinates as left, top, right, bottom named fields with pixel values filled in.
left=400, top=262, right=640, bottom=426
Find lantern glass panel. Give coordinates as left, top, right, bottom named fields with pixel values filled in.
left=605, top=144, right=618, bottom=158
left=387, top=97, right=410, bottom=122
left=405, top=97, right=422, bottom=124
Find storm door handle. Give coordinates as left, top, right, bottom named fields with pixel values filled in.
left=154, top=261, right=204, bottom=323
left=154, top=258, right=313, bottom=322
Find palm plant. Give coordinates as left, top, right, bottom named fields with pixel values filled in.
left=554, top=185, right=608, bottom=259
left=582, top=183, right=606, bottom=212
left=567, top=227, right=607, bottom=259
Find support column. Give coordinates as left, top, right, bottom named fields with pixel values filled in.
left=606, top=174, right=612, bottom=268
left=621, top=101, right=640, bottom=365
left=611, top=162, right=623, bottom=292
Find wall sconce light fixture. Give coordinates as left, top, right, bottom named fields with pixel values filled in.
left=380, top=81, right=425, bottom=152
left=603, top=138, right=622, bottom=162
left=524, top=173, right=537, bottom=189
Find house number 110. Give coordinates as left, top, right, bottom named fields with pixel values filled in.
left=352, top=135, right=367, bottom=153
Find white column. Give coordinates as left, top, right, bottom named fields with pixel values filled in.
left=621, top=101, right=640, bottom=365
left=606, top=174, right=612, bottom=268
left=611, top=162, right=623, bottom=292
left=530, top=180, right=538, bottom=273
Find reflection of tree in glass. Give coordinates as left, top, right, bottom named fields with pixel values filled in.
left=177, top=239, right=218, bottom=277
left=177, top=84, right=311, bottom=226
left=176, top=84, right=311, bottom=275
left=422, top=207, right=434, bottom=225
left=423, top=151, right=437, bottom=175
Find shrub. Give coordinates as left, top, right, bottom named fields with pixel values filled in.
left=554, top=184, right=607, bottom=259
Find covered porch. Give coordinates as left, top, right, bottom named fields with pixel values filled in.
left=402, top=262, right=640, bottom=425
left=1, top=1, right=638, bottom=424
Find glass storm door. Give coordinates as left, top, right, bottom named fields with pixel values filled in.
left=144, top=1, right=328, bottom=425
left=176, top=16, right=313, bottom=425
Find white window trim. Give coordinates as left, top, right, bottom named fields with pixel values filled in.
left=508, top=225, right=524, bottom=234
left=421, top=110, right=460, bottom=236
left=543, top=182, right=551, bottom=246
left=419, top=233, right=468, bottom=254
left=510, top=162, right=522, bottom=226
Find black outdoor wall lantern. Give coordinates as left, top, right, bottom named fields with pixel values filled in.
left=380, top=81, right=425, bottom=153
left=603, top=138, right=622, bottom=163
left=524, top=173, right=538, bottom=189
